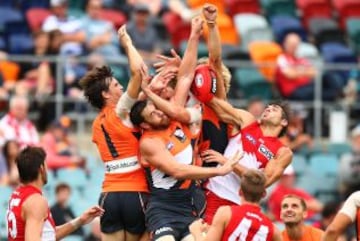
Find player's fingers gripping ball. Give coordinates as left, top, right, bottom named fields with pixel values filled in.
left=190, top=64, right=217, bottom=103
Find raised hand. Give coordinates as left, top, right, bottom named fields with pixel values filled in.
left=202, top=4, right=217, bottom=24
left=118, top=24, right=132, bottom=46
left=218, top=150, right=244, bottom=176
left=153, top=49, right=181, bottom=73
left=191, top=16, right=204, bottom=37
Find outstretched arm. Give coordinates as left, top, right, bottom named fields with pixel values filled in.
left=203, top=4, right=226, bottom=99
left=263, top=147, right=293, bottom=187
left=116, top=25, right=148, bottom=118
left=141, top=74, right=200, bottom=124
left=172, top=16, right=203, bottom=107
left=140, top=137, right=238, bottom=180
left=208, top=97, right=256, bottom=128
left=55, top=206, right=104, bottom=240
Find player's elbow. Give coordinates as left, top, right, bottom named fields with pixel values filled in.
left=323, top=227, right=341, bottom=241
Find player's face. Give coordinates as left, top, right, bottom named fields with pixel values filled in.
left=107, top=78, right=124, bottom=102
left=260, top=104, right=285, bottom=126
left=142, top=102, right=170, bottom=129
left=280, top=197, right=306, bottom=225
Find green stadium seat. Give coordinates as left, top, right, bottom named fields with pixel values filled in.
left=346, top=18, right=360, bottom=53
left=179, top=41, right=209, bottom=58
left=235, top=67, right=273, bottom=99
left=261, top=0, right=297, bottom=18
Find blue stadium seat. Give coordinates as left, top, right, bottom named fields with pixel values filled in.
left=0, top=7, right=23, bottom=32
left=0, top=186, right=12, bottom=210
left=321, top=42, right=357, bottom=86
left=292, top=154, right=308, bottom=176
left=7, top=34, right=34, bottom=54
left=83, top=185, right=102, bottom=205
left=57, top=168, right=89, bottom=190
left=308, top=153, right=339, bottom=177
left=19, top=0, right=49, bottom=12
left=0, top=0, right=13, bottom=7
left=62, top=235, right=83, bottom=241
left=270, top=15, right=307, bottom=43
left=326, top=142, right=352, bottom=156
left=309, top=18, right=345, bottom=47
left=0, top=37, right=6, bottom=50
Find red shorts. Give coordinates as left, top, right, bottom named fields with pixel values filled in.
left=204, top=190, right=237, bottom=224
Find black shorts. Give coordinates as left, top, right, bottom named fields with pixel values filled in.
left=99, top=191, right=148, bottom=234
left=147, top=187, right=206, bottom=240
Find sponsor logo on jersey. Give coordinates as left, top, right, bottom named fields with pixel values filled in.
left=258, top=144, right=274, bottom=160
left=245, top=134, right=257, bottom=145
left=155, top=227, right=173, bottom=235
left=174, top=127, right=186, bottom=142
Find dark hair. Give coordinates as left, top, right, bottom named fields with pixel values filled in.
left=16, top=147, right=46, bottom=184
left=3, top=140, right=20, bottom=170
left=282, top=194, right=307, bottom=211
left=240, top=169, right=266, bottom=203
left=79, top=66, right=113, bottom=109
left=55, top=182, right=71, bottom=194
left=322, top=201, right=340, bottom=218
left=268, top=100, right=290, bottom=137
left=130, top=100, right=148, bottom=127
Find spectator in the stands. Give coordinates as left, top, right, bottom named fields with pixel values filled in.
left=51, top=183, right=84, bottom=236
left=42, top=0, right=85, bottom=56
left=41, top=116, right=86, bottom=170
left=18, top=31, right=54, bottom=99
left=246, top=97, right=265, bottom=120
left=339, top=125, right=360, bottom=197
left=313, top=201, right=342, bottom=231
left=0, top=95, right=39, bottom=148
left=0, top=140, right=21, bottom=187
left=276, top=33, right=342, bottom=101
left=82, top=0, right=122, bottom=57
left=126, top=3, right=162, bottom=61
left=280, top=103, right=313, bottom=152
left=268, top=165, right=323, bottom=222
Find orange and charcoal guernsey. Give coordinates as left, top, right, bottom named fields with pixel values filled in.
left=282, top=225, right=324, bottom=241
left=92, top=106, right=148, bottom=193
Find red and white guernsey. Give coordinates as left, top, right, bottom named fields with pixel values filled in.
left=222, top=204, right=274, bottom=241
left=206, top=121, right=284, bottom=204
left=7, top=185, right=56, bottom=241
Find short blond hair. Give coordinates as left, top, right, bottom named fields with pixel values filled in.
left=197, top=57, right=231, bottom=94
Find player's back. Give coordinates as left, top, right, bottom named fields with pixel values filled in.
left=222, top=204, right=274, bottom=241
left=92, top=105, right=147, bottom=193
left=7, top=185, right=55, bottom=241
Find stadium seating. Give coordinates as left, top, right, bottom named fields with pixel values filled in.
left=234, top=67, right=273, bottom=99
left=26, top=8, right=51, bottom=32
left=346, top=18, right=360, bottom=54
left=19, top=0, right=49, bottom=12
left=326, top=142, right=352, bottom=156
left=333, top=0, right=360, bottom=29
left=270, top=15, right=307, bottom=43
left=225, top=0, right=261, bottom=17
left=7, top=34, right=34, bottom=54
left=98, top=9, right=127, bottom=29
left=260, top=0, right=297, bottom=18
left=308, top=153, right=339, bottom=177
left=0, top=37, right=6, bottom=51
left=248, top=41, right=282, bottom=82
left=296, top=0, right=332, bottom=28
left=162, top=12, right=191, bottom=49
left=0, top=7, right=23, bottom=32
left=309, top=17, right=345, bottom=47
left=233, top=14, right=273, bottom=50
left=292, top=154, right=308, bottom=176
left=56, top=168, right=88, bottom=191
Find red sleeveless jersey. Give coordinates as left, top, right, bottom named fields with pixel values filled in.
left=222, top=204, right=274, bottom=241
left=7, top=185, right=56, bottom=241
left=240, top=121, right=284, bottom=169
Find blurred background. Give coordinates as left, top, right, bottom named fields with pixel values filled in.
left=0, top=0, right=360, bottom=240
